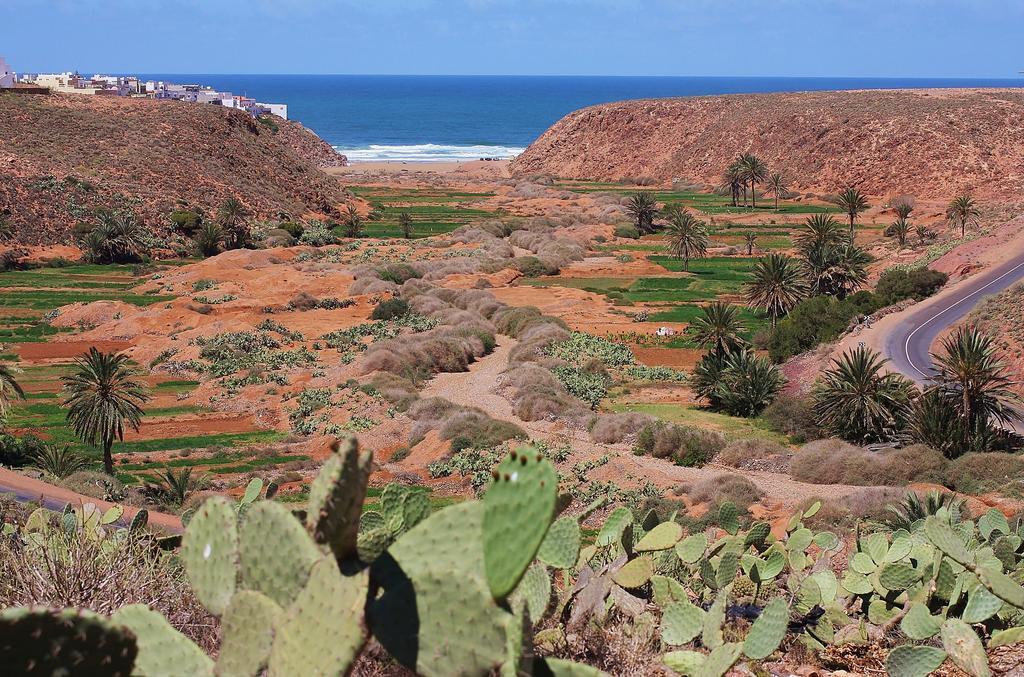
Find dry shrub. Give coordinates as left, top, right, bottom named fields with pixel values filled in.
left=689, top=473, right=764, bottom=508
left=544, top=612, right=664, bottom=675
left=509, top=323, right=570, bottom=365
left=0, top=530, right=218, bottom=654
left=288, top=291, right=319, bottom=311
left=500, top=363, right=591, bottom=423
left=362, top=324, right=495, bottom=379
left=369, top=372, right=419, bottom=411
left=439, top=409, right=527, bottom=451
left=803, top=487, right=906, bottom=529
left=716, top=439, right=790, bottom=469
left=634, top=421, right=726, bottom=467
left=790, top=440, right=947, bottom=486
left=761, top=394, right=822, bottom=443
left=349, top=277, right=398, bottom=295
left=590, top=412, right=655, bottom=444
left=60, top=471, right=128, bottom=501
left=945, top=453, right=1024, bottom=494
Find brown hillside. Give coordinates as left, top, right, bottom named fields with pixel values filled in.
left=0, top=93, right=349, bottom=244
left=511, top=88, right=1024, bottom=199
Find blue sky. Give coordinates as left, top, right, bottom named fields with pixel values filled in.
left=3, top=0, right=1022, bottom=77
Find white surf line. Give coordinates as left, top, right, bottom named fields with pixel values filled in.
left=903, top=258, right=1024, bottom=379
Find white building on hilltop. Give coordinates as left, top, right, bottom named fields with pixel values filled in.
left=0, top=57, right=15, bottom=88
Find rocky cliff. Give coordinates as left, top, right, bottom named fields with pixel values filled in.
left=511, top=88, right=1024, bottom=199
left=0, top=93, right=349, bottom=244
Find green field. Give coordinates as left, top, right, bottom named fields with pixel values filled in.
left=347, top=186, right=500, bottom=237
left=607, top=402, right=788, bottom=444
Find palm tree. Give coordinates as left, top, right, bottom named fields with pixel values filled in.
left=745, top=253, right=809, bottom=326
left=887, top=490, right=964, bottom=531
left=795, top=214, right=846, bottom=255
left=663, top=205, right=709, bottom=271
left=626, top=192, right=659, bottom=234
left=31, top=443, right=90, bottom=479
left=688, top=302, right=748, bottom=358
left=946, top=194, right=980, bottom=239
left=915, top=223, right=935, bottom=246
left=62, top=348, right=150, bottom=475
left=218, top=198, right=251, bottom=250
left=887, top=217, right=911, bottom=248
left=144, top=467, right=206, bottom=508
left=892, top=197, right=914, bottom=220
left=833, top=187, right=869, bottom=237
left=738, top=154, right=769, bottom=209
left=194, top=221, right=224, bottom=257
left=764, top=172, right=788, bottom=211
left=928, top=325, right=1022, bottom=433
left=0, top=362, right=26, bottom=423
left=399, top=211, right=413, bottom=239
left=804, top=241, right=872, bottom=299
left=343, top=204, right=363, bottom=238
left=715, top=350, right=786, bottom=417
left=813, top=345, right=915, bottom=443
left=720, top=163, right=745, bottom=208
left=743, top=232, right=757, bottom=256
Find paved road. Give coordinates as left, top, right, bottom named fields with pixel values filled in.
left=882, top=255, right=1024, bottom=384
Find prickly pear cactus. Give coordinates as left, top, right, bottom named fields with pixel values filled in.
left=537, top=515, right=581, bottom=569
left=239, top=501, right=321, bottom=608
left=305, top=436, right=372, bottom=563
left=0, top=607, right=138, bottom=677
left=113, top=605, right=213, bottom=677
left=483, top=446, right=557, bottom=599
left=742, top=597, right=788, bottom=659
left=180, top=495, right=238, bottom=616
left=216, top=591, right=281, bottom=677
left=885, top=645, right=948, bottom=677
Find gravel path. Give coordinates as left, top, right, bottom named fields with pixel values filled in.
left=422, top=337, right=872, bottom=505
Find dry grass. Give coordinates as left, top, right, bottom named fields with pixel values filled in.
left=633, top=421, right=726, bottom=467
left=945, top=453, right=1024, bottom=494
left=589, top=412, right=655, bottom=444
left=802, top=487, right=907, bottom=530
left=688, top=473, right=764, bottom=508
left=716, top=439, right=790, bottom=469
left=789, top=440, right=947, bottom=486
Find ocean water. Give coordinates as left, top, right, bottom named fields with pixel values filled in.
left=141, top=75, right=1023, bottom=162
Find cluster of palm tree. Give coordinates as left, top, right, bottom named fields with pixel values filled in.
left=625, top=192, right=660, bottom=234
left=77, top=211, right=153, bottom=264
left=813, top=326, right=1022, bottom=455
left=885, top=198, right=914, bottom=248
left=745, top=212, right=872, bottom=326
left=720, top=154, right=786, bottom=209
left=688, top=302, right=785, bottom=417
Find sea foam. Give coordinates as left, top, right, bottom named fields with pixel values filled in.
left=336, top=143, right=526, bottom=163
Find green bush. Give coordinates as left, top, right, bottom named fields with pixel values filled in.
left=768, top=295, right=880, bottom=362
left=633, top=421, right=725, bottom=467
left=378, top=263, right=422, bottom=284
left=0, top=433, right=47, bottom=468
left=875, top=267, right=948, bottom=305
left=278, top=221, right=304, bottom=239
left=551, top=365, right=611, bottom=408
left=169, top=210, right=203, bottom=236
left=761, top=394, right=822, bottom=443
left=614, top=224, right=640, bottom=239
left=371, top=298, right=410, bottom=321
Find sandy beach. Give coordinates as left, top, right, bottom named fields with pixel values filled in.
left=327, top=159, right=511, bottom=179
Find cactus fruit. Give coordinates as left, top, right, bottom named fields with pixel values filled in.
left=660, top=600, right=705, bottom=646
left=742, top=597, right=788, bottom=660
left=885, top=645, right=948, bottom=677
left=537, top=515, right=581, bottom=569
left=900, top=603, right=943, bottom=640
left=305, top=437, right=372, bottom=564
left=635, top=522, right=683, bottom=552
left=267, top=557, right=368, bottom=677
left=596, top=506, right=633, bottom=548
left=483, top=447, right=558, bottom=599
left=217, top=591, right=281, bottom=677
left=675, top=533, right=707, bottom=564
left=940, top=618, right=991, bottom=677
left=718, top=502, right=739, bottom=535
left=369, top=501, right=512, bottom=676
left=612, top=556, right=654, bottom=589
left=239, top=501, right=321, bottom=608
left=0, top=607, right=137, bottom=677
left=181, top=495, right=238, bottom=616
left=113, top=605, right=213, bottom=677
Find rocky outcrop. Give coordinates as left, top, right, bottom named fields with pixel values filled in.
left=0, top=93, right=349, bottom=244
left=511, top=88, right=1024, bottom=199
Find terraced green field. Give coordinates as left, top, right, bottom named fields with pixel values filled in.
left=348, top=186, right=500, bottom=237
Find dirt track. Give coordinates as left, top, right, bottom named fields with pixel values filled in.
left=422, top=338, right=873, bottom=505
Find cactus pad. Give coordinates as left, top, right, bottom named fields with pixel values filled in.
left=535, top=657, right=609, bottom=676
left=0, top=607, right=137, bottom=677
left=977, top=564, right=1024, bottom=609
left=743, top=597, right=788, bottom=659
left=239, top=501, right=321, bottom=608
left=513, top=562, right=551, bottom=623
left=612, top=556, right=654, bottom=589
left=940, top=618, right=991, bottom=677
left=962, top=584, right=1002, bottom=623
left=181, top=495, right=238, bottom=616
left=268, top=557, right=367, bottom=676
left=129, top=508, right=149, bottom=532
left=356, top=526, right=392, bottom=563
left=663, top=650, right=706, bottom=676
left=660, top=600, right=704, bottom=645
left=900, top=603, right=943, bottom=640
left=305, top=437, right=372, bottom=563
left=878, top=562, right=921, bottom=591
left=989, top=626, right=1024, bottom=648
left=597, top=507, right=633, bottom=547
left=635, top=522, right=683, bottom=552
left=538, top=515, right=581, bottom=569
left=885, top=645, right=948, bottom=677
left=217, top=591, right=281, bottom=677
left=675, top=533, right=707, bottom=564
left=483, top=447, right=558, bottom=599
left=925, top=516, right=975, bottom=567
left=979, top=509, right=1010, bottom=541
left=369, top=500, right=511, bottom=676
left=113, top=604, right=213, bottom=677
left=744, top=521, right=771, bottom=549
left=718, top=502, right=739, bottom=535
left=651, top=575, right=688, bottom=606
left=702, top=587, right=729, bottom=650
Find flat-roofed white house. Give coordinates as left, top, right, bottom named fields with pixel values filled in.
left=0, top=57, right=15, bottom=88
